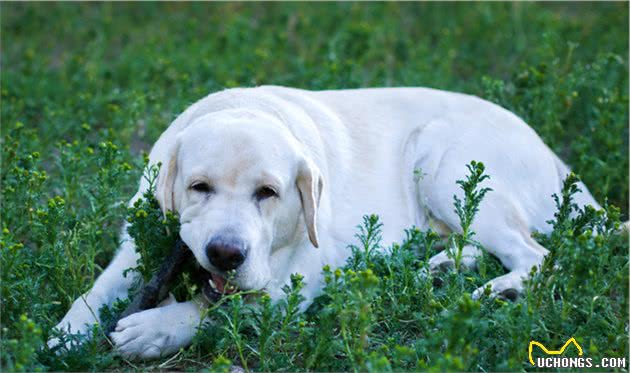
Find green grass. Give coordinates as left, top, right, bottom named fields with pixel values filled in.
left=1, top=3, right=628, bottom=371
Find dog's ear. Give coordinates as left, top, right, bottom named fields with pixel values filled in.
left=156, top=139, right=181, bottom=214
left=296, top=157, right=324, bottom=248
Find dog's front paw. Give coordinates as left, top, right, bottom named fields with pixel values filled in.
left=110, top=302, right=201, bottom=360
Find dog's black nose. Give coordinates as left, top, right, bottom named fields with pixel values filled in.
left=205, top=238, right=247, bottom=271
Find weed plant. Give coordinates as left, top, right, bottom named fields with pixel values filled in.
left=1, top=2, right=628, bottom=371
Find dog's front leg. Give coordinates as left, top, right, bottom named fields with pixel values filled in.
left=110, top=295, right=207, bottom=360
left=48, top=228, right=140, bottom=349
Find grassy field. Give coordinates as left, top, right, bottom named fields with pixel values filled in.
left=1, top=3, right=628, bottom=371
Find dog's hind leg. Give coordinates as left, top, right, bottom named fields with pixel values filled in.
left=435, top=194, right=547, bottom=299
left=420, top=164, right=549, bottom=300
left=470, top=221, right=548, bottom=300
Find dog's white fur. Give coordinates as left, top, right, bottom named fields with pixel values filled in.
left=49, top=86, right=600, bottom=359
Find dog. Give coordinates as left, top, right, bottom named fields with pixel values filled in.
left=49, top=86, right=601, bottom=359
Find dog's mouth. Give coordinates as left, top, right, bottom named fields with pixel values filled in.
left=195, top=264, right=266, bottom=304
left=199, top=271, right=241, bottom=303
left=209, top=272, right=239, bottom=294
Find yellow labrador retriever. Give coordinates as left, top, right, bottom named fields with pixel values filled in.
left=49, top=86, right=600, bottom=359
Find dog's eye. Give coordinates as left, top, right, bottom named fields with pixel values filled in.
left=190, top=182, right=214, bottom=194
left=254, top=186, right=278, bottom=201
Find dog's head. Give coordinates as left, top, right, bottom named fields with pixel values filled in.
left=156, top=109, right=322, bottom=291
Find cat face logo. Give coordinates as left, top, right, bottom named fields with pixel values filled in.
left=528, top=337, right=583, bottom=366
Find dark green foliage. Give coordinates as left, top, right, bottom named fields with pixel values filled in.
left=1, top=3, right=628, bottom=371
left=1, top=315, right=43, bottom=372
left=1, top=129, right=135, bottom=371
left=125, top=162, right=180, bottom=283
